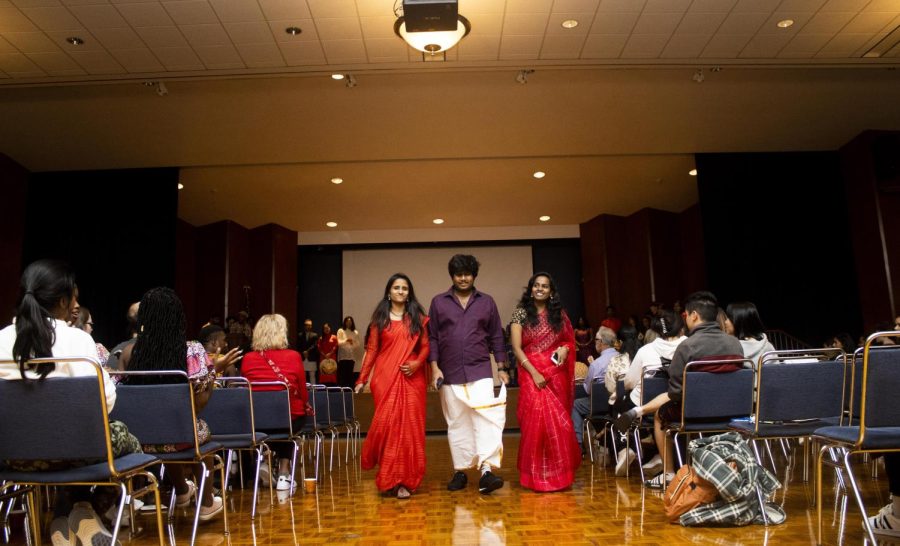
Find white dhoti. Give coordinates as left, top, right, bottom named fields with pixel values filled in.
left=440, top=377, right=507, bottom=471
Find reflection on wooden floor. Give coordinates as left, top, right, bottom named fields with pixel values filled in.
left=20, top=434, right=900, bottom=545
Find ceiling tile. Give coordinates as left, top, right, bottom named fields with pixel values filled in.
left=456, top=33, right=500, bottom=59
left=27, top=50, right=83, bottom=73
left=466, top=11, right=503, bottom=36
left=180, top=22, right=229, bottom=46
left=68, top=4, right=128, bottom=27
left=278, top=40, right=325, bottom=64
left=777, top=0, right=827, bottom=11
left=819, top=0, right=869, bottom=10
left=814, top=31, right=871, bottom=55
left=359, top=15, right=397, bottom=40
left=732, top=0, right=780, bottom=12
left=778, top=32, right=832, bottom=55
left=315, top=17, right=362, bottom=40
left=116, top=2, right=174, bottom=27
left=552, top=0, right=600, bottom=11
left=800, top=10, right=855, bottom=33
left=843, top=11, right=898, bottom=33
left=621, top=33, right=669, bottom=57
left=546, top=12, right=595, bottom=35
left=109, top=0, right=150, bottom=5
left=11, top=0, right=61, bottom=7
left=717, top=11, right=769, bottom=33
left=643, top=0, right=691, bottom=13
left=0, top=51, right=45, bottom=74
left=632, top=12, right=682, bottom=34
left=0, top=36, right=17, bottom=51
left=688, top=0, right=737, bottom=12
left=135, top=26, right=189, bottom=47
left=267, top=19, right=318, bottom=42
left=597, top=0, right=645, bottom=12
left=60, top=0, right=110, bottom=7
left=108, top=47, right=164, bottom=71
left=68, top=48, right=125, bottom=72
left=363, top=37, right=406, bottom=62
left=162, top=1, right=218, bottom=25
left=700, top=33, right=752, bottom=56
left=224, top=21, right=273, bottom=43
left=540, top=33, right=588, bottom=58
left=503, top=12, right=549, bottom=34
left=306, top=0, right=354, bottom=19
left=739, top=32, right=792, bottom=56
left=499, top=34, right=542, bottom=58
left=505, top=0, right=553, bottom=13
left=19, top=6, right=84, bottom=30
left=2, top=31, right=59, bottom=52
left=675, top=12, right=727, bottom=34
left=661, top=33, right=712, bottom=57
left=152, top=44, right=203, bottom=68
left=208, top=0, right=263, bottom=22
left=458, top=0, right=505, bottom=14
left=589, top=11, right=639, bottom=34
left=257, top=0, right=309, bottom=20
left=862, top=0, right=898, bottom=10
left=354, top=0, right=390, bottom=18
left=580, top=32, right=627, bottom=57
left=320, top=38, right=366, bottom=63
left=193, top=43, right=242, bottom=67
left=46, top=28, right=104, bottom=49
left=91, top=26, right=144, bottom=48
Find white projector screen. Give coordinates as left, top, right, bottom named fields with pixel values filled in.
left=342, top=246, right=533, bottom=332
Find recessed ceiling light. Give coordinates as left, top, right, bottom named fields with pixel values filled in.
left=285, top=26, right=302, bottom=35
left=689, top=169, right=698, bottom=176
left=331, top=74, right=345, bottom=80
left=433, top=218, right=444, bottom=225
left=326, top=221, right=338, bottom=228
left=777, top=19, right=794, bottom=28
left=561, top=19, right=579, bottom=29
left=539, top=215, right=551, bottom=222
left=533, top=171, right=545, bottom=179
left=66, top=37, right=84, bottom=45
left=177, top=183, right=184, bottom=190
left=331, top=177, right=343, bottom=184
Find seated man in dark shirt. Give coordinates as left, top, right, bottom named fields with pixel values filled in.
left=614, top=290, right=743, bottom=488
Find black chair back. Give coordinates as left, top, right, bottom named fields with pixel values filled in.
left=862, top=345, right=900, bottom=428
left=199, top=385, right=253, bottom=436
left=327, top=387, right=347, bottom=426
left=588, top=379, right=609, bottom=418
left=315, top=386, right=332, bottom=428
left=682, top=366, right=754, bottom=421
left=341, top=387, right=356, bottom=422
left=110, top=373, right=197, bottom=448
left=641, top=376, right=668, bottom=404
left=249, top=383, right=292, bottom=432
left=757, top=360, right=844, bottom=423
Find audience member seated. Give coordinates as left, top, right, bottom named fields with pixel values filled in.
left=0, top=259, right=142, bottom=546
left=73, top=305, right=110, bottom=366
left=571, top=326, right=618, bottom=454
left=828, top=332, right=857, bottom=355
left=105, top=302, right=139, bottom=371
left=870, top=454, right=900, bottom=537
left=240, top=313, right=309, bottom=491
left=725, top=302, right=775, bottom=366
left=199, top=323, right=241, bottom=377
left=619, top=315, right=640, bottom=360
left=615, top=291, right=744, bottom=489
left=119, top=287, right=223, bottom=522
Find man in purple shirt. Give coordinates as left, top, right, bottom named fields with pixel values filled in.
left=430, top=254, right=508, bottom=495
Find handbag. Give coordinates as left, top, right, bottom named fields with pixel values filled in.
left=663, top=464, right=719, bottom=522
left=259, top=351, right=301, bottom=399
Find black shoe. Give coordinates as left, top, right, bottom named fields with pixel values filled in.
left=447, top=471, right=467, bottom=491
left=614, top=408, right=639, bottom=434
left=478, top=471, right=504, bottom=495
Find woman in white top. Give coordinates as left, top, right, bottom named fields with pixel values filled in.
left=337, top=315, right=362, bottom=388
left=623, top=310, right=687, bottom=408
left=0, top=259, right=141, bottom=546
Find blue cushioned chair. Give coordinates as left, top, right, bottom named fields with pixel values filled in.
left=814, top=333, right=900, bottom=545
left=109, top=370, right=228, bottom=546
left=326, top=386, right=355, bottom=469
left=0, top=359, right=164, bottom=546
left=627, top=374, right=668, bottom=483
left=248, top=381, right=303, bottom=491
left=340, top=386, right=361, bottom=462
left=584, top=379, right=618, bottom=465
left=296, top=384, right=328, bottom=481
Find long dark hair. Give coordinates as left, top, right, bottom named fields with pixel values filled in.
left=12, top=259, right=78, bottom=379
left=651, top=309, right=684, bottom=339
left=127, top=287, right=187, bottom=384
left=369, top=273, right=426, bottom=339
left=726, top=301, right=766, bottom=340
left=342, top=316, right=356, bottom=331
left=517, top=272, right=563, bottom=332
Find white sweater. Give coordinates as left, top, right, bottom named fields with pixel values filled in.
left=740, top=334, right=775, bottom=368
left=625, top=336, right=686, bottom=406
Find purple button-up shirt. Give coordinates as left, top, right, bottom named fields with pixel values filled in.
left=428, top=287, right=507, bottom=386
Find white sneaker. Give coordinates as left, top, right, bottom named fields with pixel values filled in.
left=276, top=475, right=294, bottom=491
left=103, top=498, right=144, bottom=528
left=642, top=454, right=663, bottom=475
left=615, top=448, right=636, bottom=477
left=258, top=462, right=271, bottom=486
left=645, top=471, right=674, bottom=489
left=868, top=504, right=900, bottom=537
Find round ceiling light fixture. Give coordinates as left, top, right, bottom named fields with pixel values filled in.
left=331, top=177, right=343, bottom=184
left=66, top=36, right=84, bottom=45
left=285, top=26, right=302, bottom=35
left=689, top=169, right=698, bottom=176
left=777, top=19, right=794, bottom=28
left=539, top=215, right=551, bottom=222
left=394, top=15, right=471, bottom=54
left=331, top=74, right=345, bottom=80
left=433, top=218, right=444, bottom=225
left=561, top=19, right=579, bottom=29
left=533, top=171, right=546, bottom=179
left=177, top=183, right=184, bottom=190
left=326, top=221, right=338, bottom=228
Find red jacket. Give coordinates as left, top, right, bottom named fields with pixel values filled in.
left=242, top=349, right=307, bottom=417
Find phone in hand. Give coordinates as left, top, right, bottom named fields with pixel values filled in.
left=551, top=352, right=560, bottom=365
left=435, top=377, right=444, bottom=389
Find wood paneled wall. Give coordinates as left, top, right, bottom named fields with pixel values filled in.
left=0, top=154, right=28, bottom=323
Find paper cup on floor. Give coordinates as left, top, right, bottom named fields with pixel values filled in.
left=303, top=478, right=316, bottom=494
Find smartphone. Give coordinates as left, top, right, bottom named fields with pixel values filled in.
left=551, top=352, right=560, bottom=365
left=435, top=377, right=444, bottom=389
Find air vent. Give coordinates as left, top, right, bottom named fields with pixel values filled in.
left=862, top=25, right=900, bottom=58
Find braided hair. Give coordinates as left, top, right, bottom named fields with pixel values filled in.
left=517, top=272, right=564, bottom=332
left=12, top=259, right=77, bottom=379
left=126, top=287, right=187, bottom=385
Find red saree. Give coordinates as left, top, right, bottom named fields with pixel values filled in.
left=516, top=311, right=581, bottom=491
left=357, top=317, right=430, bottom=493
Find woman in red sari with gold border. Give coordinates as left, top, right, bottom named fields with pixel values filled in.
left=355, top=273, right=430, bottom=499
left=511, top=272, right=581, bottom=492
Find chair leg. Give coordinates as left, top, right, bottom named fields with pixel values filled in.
left=634, top=428, right=646, bottom=483
left=108, top=483, right=127, bottom=546
left=250, top=448, right=262, bottom=520
left=816, top=445, right=826, bottom=545
left=584, top=420, right=594, bottom=463
left=190, top=462, right=210, bottom=546
left=842, top=450, right=877, bottom=545
left=764, top=440, right=777, bottom=470
left=754, top=482, right=770, bottom=525
left=26, top=487, right=40, bottom=546
left=219, top=455, right=230, bottom=538
left=673, top=432, right=684, bottom=467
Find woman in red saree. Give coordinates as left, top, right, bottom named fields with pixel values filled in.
left=511, top=272, right=581, bottom=491
left=355, top=273, right=430, bottom=499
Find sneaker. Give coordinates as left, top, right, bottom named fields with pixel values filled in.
left=69, top=501, right=120, bottom=546
left=868, top=504, right=900, bottom=537
left=103, top=498, right=143, bottom=528
left=447, top=471, right=467, bottom=491
left=478, top=471, right=504, bottom=495
left=50, top=516, right=73, bottom=546
left=644, top=472, right=674, bottom=490
left=614, top=409, right=639, bottom=434
left=258, top=462, right=272, bottom=486
left=615, top=448, right=636, bottom=477
left=641, top=454, right=663, bottom=476
left=276, top=475, right=294, bottom=491
left=198, top=497, right=223, bottom=523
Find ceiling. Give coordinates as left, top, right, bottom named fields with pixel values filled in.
left=1, top=0, right=900, bottom=237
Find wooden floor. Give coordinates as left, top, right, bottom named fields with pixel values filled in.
left=12, top=434, right=899, bottom=545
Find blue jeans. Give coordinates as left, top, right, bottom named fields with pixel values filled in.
left=571, top=397, right=590, bottom=447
